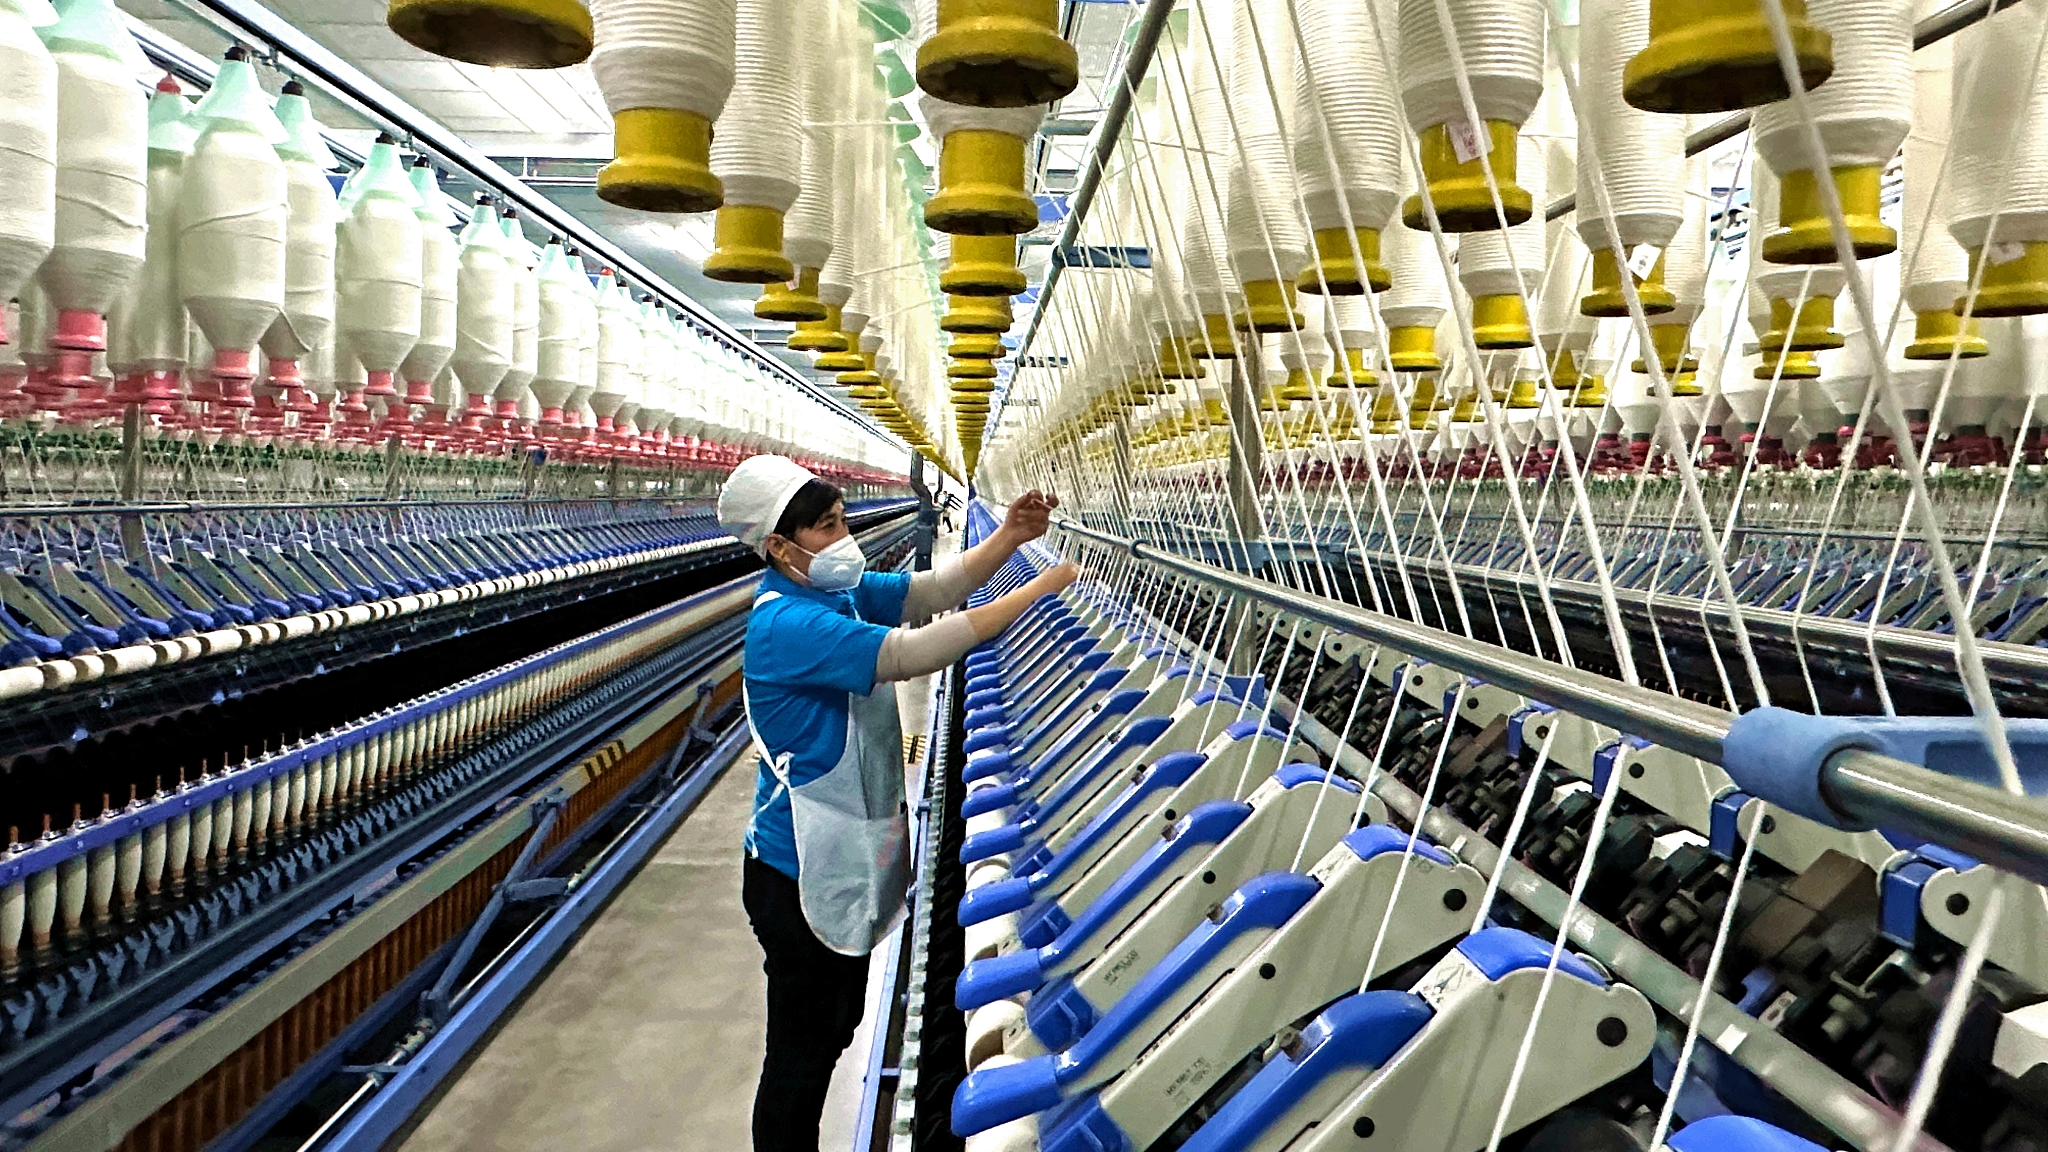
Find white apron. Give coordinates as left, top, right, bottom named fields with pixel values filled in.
left=744, top=590, right=912, bottom=956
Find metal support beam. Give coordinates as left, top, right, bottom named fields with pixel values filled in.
left=1221, top=357, right=1268, bottom=552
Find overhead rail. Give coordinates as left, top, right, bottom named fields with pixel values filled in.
left=145, top=0, right=900, bottom=450
left=1051, top=517, right=2048, bottom=889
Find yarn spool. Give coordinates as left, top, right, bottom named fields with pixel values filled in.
left=1535, top=222, right=1591, bottom=382
left=493, top=213, right=541, bottom=413
left=1633, top=157, right=1710, bottom=392
left=761, top=1, right=843, bottom=321
left=1901, top=1, right=1984, bottom=360
left=1294, top=0, right=1402, bottom=295
left=1623, top=0, right=1833, bottom=115
left=533, top=242, right=581, bottom=424
left=177, top=49, right=288, bottom=389
left=38, top=0, right=147, bottom=390
left=922, top=95, right=1045, bottom=235
left=1382, top=214, right=1454, bottom=371
left=400, top=161, right=459, bottom=405
left=0, top=0, right=55, bottom=351
left=335, top=139, right=419, bottom=403
left=1947, top=0, right=2048, bottom=317
left=1750, top=166, right=1845, bottom=353
left=1750, top=0, right=1911, bottom=265
left=941, top=234, right=1025, bottom=297
left=258, top=82, right=338, bottom=396
left=1458, top=134, right=1548, bottom=349
left=590, top=269, right=641, bottom=431
left=1325, top=297, right=1379, bottom=388
left=590, top=0, right=737, bottom=213
left=106, top=79, right=191, bottom=407
left=1397, top=0, right=1545, bottom=231
left=1577, top=0, right=1685, bottom=317
left=1222, top=0, right=1308, bottom=333
left=451, top=197, right=515, bottom=413
left=705, top=0, right=803, bottom=282
left=915, top=0, right=1077, bottom=109
left=388, top=0, right=592, bottom=68
left=1274, top=302, right=1331, bottom=401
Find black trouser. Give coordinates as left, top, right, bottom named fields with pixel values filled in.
left=742, top=853, right=871, bottom=1152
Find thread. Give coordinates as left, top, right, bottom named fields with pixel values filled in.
left=1901, top=2, right=1974, bottom=349
left=1223, top=0, right=1309, bottom=296
left=1294, top=0, right=1404, bottom=242
left=400, top=161, right=458, bottom=395
left=336, top=142, right=423, bottom=391
left=589, top=0, right=737, bottom=120
left=108, top=83, right=192, bottom=377
left=1947, top=0, right=2048, bottom=302
left=178, top=55, right=289, bottom=379
left=533, top=242, right=581, bottom=418
left=0, top=6, right=55, bottom=333
left=260, top=88, right=338, bottom=373
left=710, top=0, right=803, bottom=212
left=494, top=213, right=539, bottom=405
left=1576, top=0, right=1685, bottom=257
left=1458, top=133, right=1548, bottom=346
left=780, top=3, right=840, bottom=274
left=41, top=26, right=146, bottom=366
left=591, top=270, right=640, bottom=421
left=451, top=199, right=513, bottom=402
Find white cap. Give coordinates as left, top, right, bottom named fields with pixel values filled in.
left=717, top=454, right=818, bottom=556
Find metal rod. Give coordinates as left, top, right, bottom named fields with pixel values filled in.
left=1545, top=0, right=2011, bottom=221
left=997, top=0, right=1179, bottom=430
left=1828, top=750, right=2048, bottom=888
left=158, top=0, right=895, bottom=447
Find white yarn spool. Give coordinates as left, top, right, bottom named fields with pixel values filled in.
left=0, top=0, right=55, bottom=344
left=569, top=251, right=599, bottom=407
left=494, top=214, right=539, bottom=406
left=533, top=242, right=581, bottom=419
left=39, top=3, right=146, bottom=378
left=109, top=84, right=193, bottom=378
left=589, top=0, right=737, bottom=123
left=591, top=271, right=640, bottom=422
left=178, top=55, right=288, bottom=383
left=335, top=143, right=422, bottom=396
left=1575, top=0, right=1685, bottom=257
left=1459, top=134, right=1548, bottom=343
left=1750, top=0, right=1913, bottom=262
left=1396, top=0, right=1544, bottom=231
left=921, top=99, right=1045, bottom=155
left=1750, top=166, right=1846, bottom=350
left=451, top=200, right=513, bottom=403
left=1222, top=0, right=1309, bottom=304
left=1662, top=159, right=1711, bottom=325
left=1946, top=0, right=2048, bottom=310
left=780, top=8, right=838, bottom=275
left=1900, top=2, right=1974, bottom=352
left=259, top=87, right=338, bottom=384
left=1294, top=0, right=1404, bottom=238
left=401, top=162, right=457, bottom=398
left=711, top=0, right=803, bottom=212
left=1380, top=213, right=1454, bottom=348
left=1535, top=225, right=1589, bottom=348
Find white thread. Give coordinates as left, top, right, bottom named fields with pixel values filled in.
left=711, top=0, right=805, bottom=211
left=589, top=0, right=738, bottom=121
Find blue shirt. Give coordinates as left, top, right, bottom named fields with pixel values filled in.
left=743, top=566, right=912, bottom=878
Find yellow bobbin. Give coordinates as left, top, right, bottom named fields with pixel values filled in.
left=948, top=359, right=998, bottom=380
left=1155, top=338, right=1205, bottom=379
left=1327, top=347, right=1376, bottom=388
left=1670, top=366, right=1703, bottom=395
left=916, top=0, right=1078, bottom=108
left=941, top=233, right=1026, bottom=296
left=1763, top=167, right=1895, bottom=264
left=1370, top=387, right=1403, bottom=435
left=1408, top=376, right=1445, bottom=417
left=598, top=108, right=722, bottom=214
left=1962, top=241, right=2048, bottom=318
left=1300, top=227, right=1390, bottom=295
left=925, top=130, right=1038, bottom=235
left=788, top=311, right=850, bottom=353
left=1623, top=0, right=1834, bottom=115
left=386, top=0, right=592, bottom=68
left=1388, top=325, right=1441, bottom=372
left=1471, top=294, right=1534, bottom=349
left=837, top=354, right=883, bottom=386
left=1403, top=120, right=1531, bottom=233
left=1275, top=369, right=1317, bottom=402
left=1762, top=294, right=1844, bottom=352
left=1572, top=373, right=1609, bottom=408
left=1755, top=349, right=1822, bottom=379
left=1582, top=246, right=1676, bottom=317
left=1629, top=323, right=1694, bottom=374
left=845, top=375, right=888, bottom=398
left=757, top=268, right=828, bottom=323
left=1906, top=308, right=1990, bottom=360
left=952, top=396, right=994, bottom=412
left=1507, top=378, right=1541, bottom=409
left=1548, top=347, right=1583, bottom=391
left=941, top=294, right=1013, bottom=334
left=815, top=331, right=866, bottom=370
left=1448, top=392, right=1480, bottom=423
left=704, top=204, right=794, bottom=284
left=1191, top=313, right=1239, bottom=360
left=1238, top=280, right=1303, bottom=333
left=951, top=332, right=1006, bottom=359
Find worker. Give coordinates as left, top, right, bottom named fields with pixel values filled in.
left=715, top=455, right=1080, bottom=1152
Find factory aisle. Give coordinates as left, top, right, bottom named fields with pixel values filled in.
left=397, top=760, right=769, bottom=1152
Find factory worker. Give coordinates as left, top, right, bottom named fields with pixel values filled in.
left=716, top=454, right=1078, bottom=1152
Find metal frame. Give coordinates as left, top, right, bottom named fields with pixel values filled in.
left=144, top=0, right=900, bottom=451
left=1053, top=517, right=2048, bottom=887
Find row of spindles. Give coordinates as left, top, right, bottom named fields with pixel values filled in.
left=0, top=600, right=703, bottom=983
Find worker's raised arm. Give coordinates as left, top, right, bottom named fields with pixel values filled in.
left=902, top=491, right=1060, bottom=620
left=876, top=562, right=1080, bottom=683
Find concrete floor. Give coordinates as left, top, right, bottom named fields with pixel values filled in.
left=399, top=679, right=937, bottom=1152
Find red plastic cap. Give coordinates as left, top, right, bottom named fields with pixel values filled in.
left=53, top=310, right=107, bottom=352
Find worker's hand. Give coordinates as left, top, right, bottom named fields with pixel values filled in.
left=1002, top=490, right=1059, bottom=541
left=1037, top=561, right=1081, bottom=594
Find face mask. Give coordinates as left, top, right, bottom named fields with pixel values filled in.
left=795, top=534, right=866, bottom=591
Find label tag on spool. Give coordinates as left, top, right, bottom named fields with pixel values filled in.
left=1448, top=119, right=1485, bottom=164
left=1627, top=244, right=1662, bottom=280
left=1986, top=241, right=2028, bottom=267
